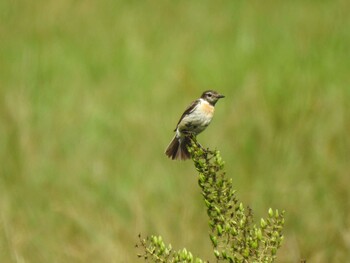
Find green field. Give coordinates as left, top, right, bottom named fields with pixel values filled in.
left=1, top=0, right=349, bottom=262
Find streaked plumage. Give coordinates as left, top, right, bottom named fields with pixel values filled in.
left=165, top=90, right=224, bottom=160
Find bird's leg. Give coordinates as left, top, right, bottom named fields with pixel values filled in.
left=183, top=132, right=207, bottom=152
left=197, top=141, right=204, bottom=150
left=182, top=130, right=196, bottom=139
left=182, top=131, right=200, bottom=148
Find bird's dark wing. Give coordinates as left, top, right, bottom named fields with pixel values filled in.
left=174, top=99, right=200, bottom=131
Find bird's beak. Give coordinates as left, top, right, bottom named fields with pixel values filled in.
left=217, top=94, right=225, bottom=99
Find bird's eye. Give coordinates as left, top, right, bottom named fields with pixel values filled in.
left=207, top=93, right=212, bottom=97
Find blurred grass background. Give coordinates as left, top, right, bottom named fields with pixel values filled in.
left=1, top=0, right=350, bottom=262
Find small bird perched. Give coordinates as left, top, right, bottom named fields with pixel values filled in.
left=165, top=90, right=225, bottom=160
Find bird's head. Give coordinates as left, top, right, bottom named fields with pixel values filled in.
left=201, top=90, right=225, bottom=105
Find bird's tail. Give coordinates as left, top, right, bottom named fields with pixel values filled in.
left=165, top=135, right=191, bottom=160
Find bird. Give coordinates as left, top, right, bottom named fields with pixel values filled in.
left=165, top=90, right=225, bottom=160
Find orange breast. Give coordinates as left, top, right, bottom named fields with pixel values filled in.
left=201, top=102, right=215, bottom=116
